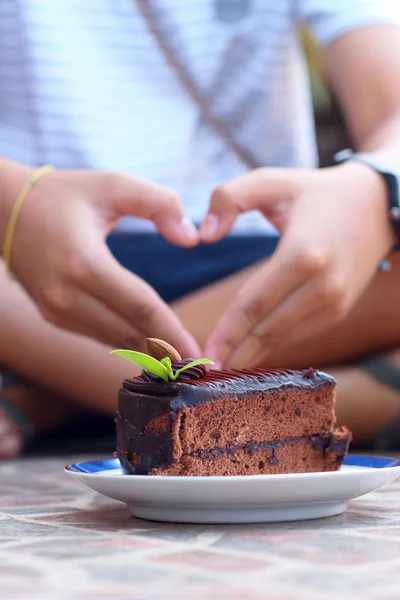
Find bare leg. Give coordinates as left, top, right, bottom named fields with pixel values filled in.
left=0, top=258, right=141, bottom=457
left=0, top=262, right=138, bottom=416
left=2, top=251, right=400, bottom=452
left=327, top=361, right=400, bottom=444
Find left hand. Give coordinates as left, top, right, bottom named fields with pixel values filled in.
left=199, top=162, right=396, bottom=368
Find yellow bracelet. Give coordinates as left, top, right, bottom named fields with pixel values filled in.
left=3, top=165, right=55, bottom=277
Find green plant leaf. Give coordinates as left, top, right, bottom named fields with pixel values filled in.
left=110, top=350, right=169, bottom=381
left=161, top=356, right=172, bottom=369
left=172, top=358, right=214, bottom=380
left=161, top=356, right=174, bottom=379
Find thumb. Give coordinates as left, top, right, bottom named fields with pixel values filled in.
left=103, top=173, right=198, bottom=247
left=199, top=168, right=305, bottom=243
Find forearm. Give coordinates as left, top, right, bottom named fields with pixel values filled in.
left=358, top=109, right=400, bottom=160
left=326, top=25, right=400, bottom=159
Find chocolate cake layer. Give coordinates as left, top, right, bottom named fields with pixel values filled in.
left=116, top=366, right=351, bottom=476
left=149, top=429, right=351, bottom=476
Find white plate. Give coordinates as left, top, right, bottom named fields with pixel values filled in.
left=65, top=455, right=400, bottom=524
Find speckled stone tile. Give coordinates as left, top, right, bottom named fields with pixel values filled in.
left=0, top=456, right=399, bottom=600
left=7, top=536, right=163, bottom=559
left=149, top=548, right=274, bottom=572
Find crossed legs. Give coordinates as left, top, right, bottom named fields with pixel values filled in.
left=1, top=252, right=400, bottom=456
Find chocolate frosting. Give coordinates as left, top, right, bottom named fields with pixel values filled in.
left=116, top=366, right=337, bottom=475
left=122, top=366, right=334, bottom=403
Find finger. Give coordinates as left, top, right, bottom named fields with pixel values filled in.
left=238, top=303, right=341, bottom=370
left=82, top=246, right=201, bottom=358
left=227, top=277, right=339, bottom=368
left=204, top=251, right=309, bottom=366
left=44, top=289, right=151, bottom=350
left=199, top=168, right=305, bottom=243
left=103, top=173, right=198, bottom=247
left=232, top=305, right=337, bottom=370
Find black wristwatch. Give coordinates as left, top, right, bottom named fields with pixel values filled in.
left=334, top=149, right=400, bottom=252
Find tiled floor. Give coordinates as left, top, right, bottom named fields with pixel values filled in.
left=0, top=457, right=399, bottom=600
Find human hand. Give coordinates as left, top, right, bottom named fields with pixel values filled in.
left=1, top=160, right=200, bottom=356
left=200, top=163, right=395, bottom=368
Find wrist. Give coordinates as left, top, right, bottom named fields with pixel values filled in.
left=334, top=150, right=400, bottom=253
left=0, top=159, right=35, bottom=254
left=334, top=160, right=396, bottom=252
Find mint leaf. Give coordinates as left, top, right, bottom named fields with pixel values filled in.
left=172, top=358, right=214, bottom=380
left=110, top=350, right=169, bottom=382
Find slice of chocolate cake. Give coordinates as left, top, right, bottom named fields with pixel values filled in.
left=115, top=343, right=351, bottom=476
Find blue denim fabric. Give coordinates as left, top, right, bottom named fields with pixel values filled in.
left=106, top=233, right=280, bottom=303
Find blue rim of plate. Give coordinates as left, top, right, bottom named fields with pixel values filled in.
left=66, top=455, right=400, bottom=474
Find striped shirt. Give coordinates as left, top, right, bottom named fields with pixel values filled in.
left=1, top=0, right=400, bottom=234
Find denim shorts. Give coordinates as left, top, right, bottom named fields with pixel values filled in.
left=107, top=232, right=280, bottom=303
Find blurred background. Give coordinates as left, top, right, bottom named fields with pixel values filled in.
left=301, top=27, right=350, bottom=167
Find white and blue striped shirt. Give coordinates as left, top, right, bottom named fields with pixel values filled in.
left=1, top=0, right=400, bottom=233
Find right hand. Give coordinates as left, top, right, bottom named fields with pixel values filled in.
left=0, top=160, right=200, bottom=356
